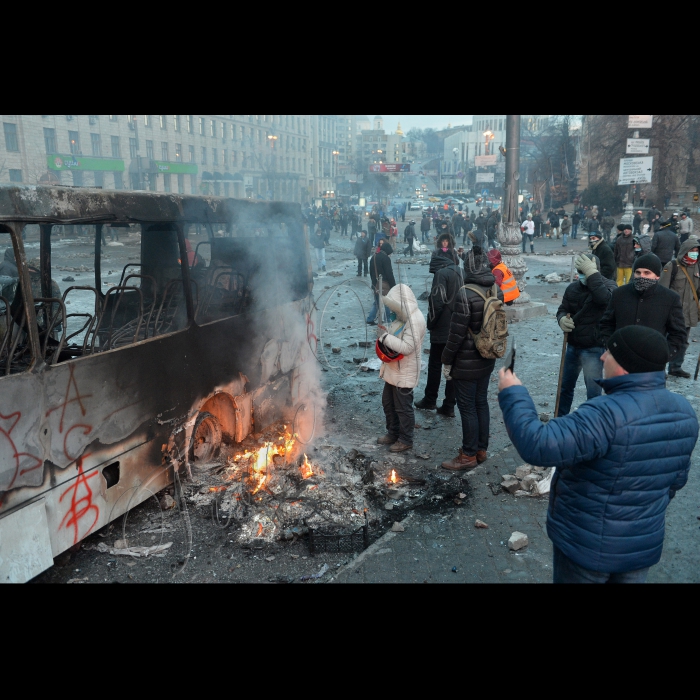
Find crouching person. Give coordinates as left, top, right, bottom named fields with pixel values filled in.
left=376, top=284, right=427, bottom=453
left=498, top=325, right=698, bottom=584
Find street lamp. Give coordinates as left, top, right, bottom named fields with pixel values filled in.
left=483, top=130, right=495, bottom=156
left=267, top=133, right=278, bottom=200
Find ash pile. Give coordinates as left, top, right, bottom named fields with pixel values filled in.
left=185, top=423, right=472, bottom=549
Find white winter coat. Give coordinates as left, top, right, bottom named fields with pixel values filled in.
left=379, top=284, right=426, bottom=389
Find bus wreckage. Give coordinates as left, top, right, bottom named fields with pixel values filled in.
left=0, top=186, right=319, bottom=582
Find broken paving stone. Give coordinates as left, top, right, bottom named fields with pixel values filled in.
left=539, top=413, right=551, bottom=423
left=521, top=473, right=542, bottom=491
left=475, top=519, right=489, bottom=529
left=415, top=453, right=430, bottom=460
left=358, top=341, right=372, bottom=348
left=62, top=276, right=75, bottom=282
left=332, top=347, right=341, bottom=353
left=515, top=465, right=532, bottom=480
left=160, top=494, right=175, bottom=510
left=508, top=532, right=529, bottom=551
left=501, top=477, right=520, bottom=494
left=384, top=502, right=394, bottom=510
left=391, top=522, right=405, bottom=532
left=113, top=539, right=128, bottom=550
left=514, top=490, right=530, bottom=497
left=265, top=556, right=275, bottom=562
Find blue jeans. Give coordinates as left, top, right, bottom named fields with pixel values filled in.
left=453, top=375, right=490, bottom=456
left=553, top=546, right=649, bottom=584
left=314, top=247, right=326, bottom=270
left=366, top=292, right=389, bottom=324
left=558, top=345, right=604, bottom=417
left=562, top=233, right=568, bottom=246
left=572, top=224, right=578, bottom=239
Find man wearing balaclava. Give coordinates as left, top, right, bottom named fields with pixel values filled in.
left=555, top=253, right=617, bottom=416
left=599, top=252, right=687, bottom=363
left=659, top=237, right=700, bottom=378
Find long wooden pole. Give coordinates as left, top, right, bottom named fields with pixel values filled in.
left=554, top=313, right=571, bottom=417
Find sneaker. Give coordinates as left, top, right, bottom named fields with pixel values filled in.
left=436, top=404, right=455, bottom=418
left=441, top=449, right=477, bottom=471
left=414, top=397, right=437, bottom=410
left=669, top=369, right=691, bottom=378
left=377, top=434, right=397, bottom=445
left=389, top=441, right=412, bottom=453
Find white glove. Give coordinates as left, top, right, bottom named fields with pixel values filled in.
left=559, top=316, right=575, bottom=333
left=442, top=365, right=452, bottom=380
left=574, top=254, right=597, bottom=277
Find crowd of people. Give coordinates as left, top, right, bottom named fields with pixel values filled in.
left=306, top=193, right=699, bottom=584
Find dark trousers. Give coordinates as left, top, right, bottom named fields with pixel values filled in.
left=341, top=223, right=348, bottom=236
left=356, top=256, right=368, bottom=275
left=404, top=240, right=415, bottom=256
left=553, top=546, right=649, bottom=584
left=423, top=342, right=456, bottom=408
left=669, top=326, right=691, bottom=371
left=382, top=382, right=415, bottom=445
left=453, top=375, right=490, bottom=456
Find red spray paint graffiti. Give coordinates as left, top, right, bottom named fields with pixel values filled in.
left=0, top=411, right=43, bottom=504
left=306, top=313, right=318, bottom=351
left=46, top=365, right=92, bottom=432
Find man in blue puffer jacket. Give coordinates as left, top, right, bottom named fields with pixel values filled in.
left=498, top=325, right=698, bottom=583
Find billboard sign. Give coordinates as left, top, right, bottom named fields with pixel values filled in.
left=476, top=172, right=495, bottom=183
left=618, top=156, right=653, bottom=185
left=628, top=115, right=653, bottom=129
left=369, top=163, right=411, bottom=173
left=475, top=155, right=498, bottom=167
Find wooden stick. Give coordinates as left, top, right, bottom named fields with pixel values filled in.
left=554, top=313, right=570, bottom=417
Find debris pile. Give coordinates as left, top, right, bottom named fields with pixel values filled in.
left=500, top=464, right=555, bottom=497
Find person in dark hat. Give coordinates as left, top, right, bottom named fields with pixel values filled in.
left=599, top=252, right=687, bottom=366
left=588, top=230, right=616, bottom=281
left=614, top=223, right=636, bottom=286
left=498, top=324, right=699, bottom=583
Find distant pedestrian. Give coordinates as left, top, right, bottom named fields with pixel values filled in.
left=354, top=230, right=371, bottom=277
left=614, top=224, right=636, bottom=286
left=560, top=214, right=571, bottom=247
left=521, top=214, right=535, bottom=253
left=403, top=220, right=417, bottom=256
left=679, top=213, right=694, bottom=244
left=571, top=211, right=581, bottom=239
left=650, top=221, right=680, bottom=266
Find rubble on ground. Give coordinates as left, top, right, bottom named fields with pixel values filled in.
left=501, top=465, right=555, bottom=497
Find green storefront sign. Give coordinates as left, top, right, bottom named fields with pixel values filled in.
left=47, top=155, right=125, bottom=172
left=153, top=161, right=198, bottom=174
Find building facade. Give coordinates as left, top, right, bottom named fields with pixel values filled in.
left=0, top=115, right=332, bottom=204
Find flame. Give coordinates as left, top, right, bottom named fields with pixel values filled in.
left=256, top=522, right=263, bottom=537
left=300, top=453, right=314, bottom=479
left=390, top=469, right=398, bottom=484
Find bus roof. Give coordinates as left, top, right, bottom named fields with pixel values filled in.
left=0, top=185, right=301, bottom=225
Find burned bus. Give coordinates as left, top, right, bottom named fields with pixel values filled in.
left=0, top=186, right=317, bottom=582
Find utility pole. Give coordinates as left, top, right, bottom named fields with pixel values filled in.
left=497, top=115, right=544, bottom=319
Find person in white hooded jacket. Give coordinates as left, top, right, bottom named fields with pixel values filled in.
left=376, top=283, right=427, bottom=452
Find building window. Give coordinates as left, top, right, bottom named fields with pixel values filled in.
left=9, top=169, right=22, bottom=183
left=129, top=137, right=138, bottom=159
left=163, top=173, right=171, bottom=192
left=230, top=123, right=235, bottom=140
left=40, top=127, right=57, bottom=155
left=144, top=115, right=151, bottom=127
left=69, top=130, right=81, bottom=155
left=174, top=115, right=181, bottom=132
left=109, top=115, right=118, bottom=122
left=91, top=133, right=102, bottom=156
left=199, top=117, right=205, bottom=135
left=178, top=173, right=185, bottom=194
left=187, top=115, right=193, bottom=134
left=188, top=145, right=195, bottom=162
left=223, top=149, right=228, bottom=168
left=111, top=135, right=120, bottom=158
left=190, top=174, right=197, bottom=195
left=94, top=171, right=104, bottom=187
left=211, top=120, right=216, bottom=138
left=114, top=171, right=123, bottom=189
left=72, top=170, right=83, bottom=186
left=224, top=182, right=230, bottom=197
left=212, top=147, right=218, bottom=165
left=175, top=144, right=182, bottom=162
left=201, top=146, right=207, bottom=164
left=220, top=122, right=225, bottom=140
left=160, top=115, right=167, bottom=130
left=161, top=142, right=169, bottom=161
left=146, top=140, right=154, bottom=159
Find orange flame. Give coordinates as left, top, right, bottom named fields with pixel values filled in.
left=390, top=469, right=398, bottom=484
left=256, top=522, right=263, bottom=537
left=300, top=453, right=314, bottom=479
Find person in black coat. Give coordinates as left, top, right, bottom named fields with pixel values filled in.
left=403, top=221, right=417, bottom=256
left=556, top=253, right=618, bottom=416
left=354, top=230, right=372, bottom=277
left=599, top=253, right=687, bottom=361
left=416, top=233, right=461, bottom=416
left=588, top=231, right=617, bottom=281
left=440, top=247, right=503, bottom=471
left=366, top=243, right=396, bottom=325
left=650, top=222, right=680, bottom=265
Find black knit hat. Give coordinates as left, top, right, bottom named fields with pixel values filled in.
left=607, top=326, right=669, bottom=374
left=633, top=252, right=662, bottom=277
left=381, top=242, right=393, bottom=255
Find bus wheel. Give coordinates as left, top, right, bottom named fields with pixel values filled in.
left=191, top=412, right=222, bottom=463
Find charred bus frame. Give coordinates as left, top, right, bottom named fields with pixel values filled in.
left=0, top=186, right=315, bottom=582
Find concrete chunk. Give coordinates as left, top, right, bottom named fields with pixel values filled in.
left=515, top=465, right=532, bottom=480
left=508, top=532, right=529, bottom=551
left=502, top=478, right=520, bottom=494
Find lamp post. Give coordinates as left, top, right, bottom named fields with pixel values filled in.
left=483, top=130, right=495, bottom=156
left=267, top=133, right=278, bottom=199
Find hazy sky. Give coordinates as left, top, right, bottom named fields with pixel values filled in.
left=380, top=115, right=473, bottom=132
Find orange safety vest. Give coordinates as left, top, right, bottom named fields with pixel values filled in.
left=494, top=263, right=519, bottom=302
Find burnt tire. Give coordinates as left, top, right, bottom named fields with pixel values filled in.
left=190, top=412, right=222, bottom=463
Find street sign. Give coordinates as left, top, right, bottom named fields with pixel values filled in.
left=481, top=189, right=489, bottom=196
left=618, top=156, right=653, bottom=185
left=476, top=172, right=495, bottom=183
left=369, top=163, right=411, bottom=173
left=475, top=155, right=498, bottom=167
left=626, top=138, right=650, bottom=154
left=628, top=115, right=653, bottom=129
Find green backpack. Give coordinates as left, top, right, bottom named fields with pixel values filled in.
left=463, top=284, right=508, bottom=359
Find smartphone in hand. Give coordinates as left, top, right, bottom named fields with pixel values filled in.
left=504, top=339, right=516, bottom=373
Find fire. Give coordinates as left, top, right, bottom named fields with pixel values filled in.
left=256, top=522, right=263, bottom=537
left=390, top=469, right=398, bottom=484
left=300, top=454, right=314, bottom=479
